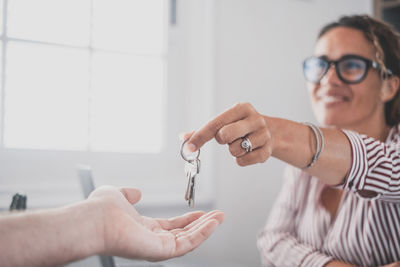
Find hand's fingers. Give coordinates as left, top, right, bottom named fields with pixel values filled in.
left=173, top=211, right=224, bottom=256
left=228, top=128, right=269, bottom=157
left=170, top=210, right=224, bottom=235
left=174, top=215, right=223, bottom=257
left=175, top=211, right=225, bottom=238
left=235, top=145, right=272, bottom=166
left=145, top=211, right=224, bottom=261
left=187, top=103, right=256, bottom=152
left=171, top=210, right=224, bottom=237
left=179, top=210, right=224, bottom=231
left=156, top=211, right=205, bottom=230
left=215, top=115, right=266, bottom=144
left=176, top=220, right=219, bottom=255
left=179, top=131, right=195, bottom=141
left=119, top=187, right=142, bottom=205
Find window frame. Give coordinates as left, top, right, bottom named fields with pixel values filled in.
left=0, top=0, right=216, bottom=209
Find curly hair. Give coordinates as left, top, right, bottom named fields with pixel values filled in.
left=318, top=15, right=400, bottom=126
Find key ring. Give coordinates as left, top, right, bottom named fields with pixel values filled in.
left=180, top=139, right=200, bottom=162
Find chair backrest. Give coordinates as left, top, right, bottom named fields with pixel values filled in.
left=77, top=165, right=96, bottom=199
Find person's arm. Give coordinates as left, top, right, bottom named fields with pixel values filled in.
left=324, top=261, right=358, bottom=267
left=0, top=199, right=103, bottom=266
left=0, top=186, right=225, bottom=267
left=261, top=116, right=400, bottom=201
left=265, top=116, right=351, bottom=186
left=186, top=102, right=400, bottom=201
left=185, top=103, right=350, bottom=186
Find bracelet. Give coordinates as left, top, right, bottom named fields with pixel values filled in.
left=303, top=122, right=324, bottom=169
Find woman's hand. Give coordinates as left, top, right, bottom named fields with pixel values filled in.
left=88, top=186, right=225, bottom=261
left=185, top=102, right=273, bottom=166
left=184, top=102, right=352, bottom=185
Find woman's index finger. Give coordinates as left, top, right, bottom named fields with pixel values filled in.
left=187, top=103, right=251, bottom=151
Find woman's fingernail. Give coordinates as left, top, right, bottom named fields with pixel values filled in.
left=187, top=143, right=197, bottom=152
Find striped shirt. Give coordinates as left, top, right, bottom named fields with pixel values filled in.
left=257, top=125, right=400, bottom=267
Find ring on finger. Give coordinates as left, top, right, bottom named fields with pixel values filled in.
left=240, top=136, right=253, bottom=153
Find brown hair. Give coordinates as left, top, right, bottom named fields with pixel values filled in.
left=319, top=15, right=400, bottom=126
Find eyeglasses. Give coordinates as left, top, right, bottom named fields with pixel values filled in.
left=303, top=54, right=393, bottom=84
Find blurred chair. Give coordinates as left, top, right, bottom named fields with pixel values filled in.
left=77, top=165, right=117, bottom=267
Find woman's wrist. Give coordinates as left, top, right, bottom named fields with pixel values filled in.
left=263, top=116, right=279, bottom=156
left=263, top=116, right=307, bottom=162
left=325, top=260, right=357, bottom=267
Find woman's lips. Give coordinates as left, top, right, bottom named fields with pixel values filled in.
left=316, top=94, right=350, bottom=106
left=321, top=95, right=347, bottom=102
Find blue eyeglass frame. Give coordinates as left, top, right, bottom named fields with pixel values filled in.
left=303, top=54, right=393, bottom=84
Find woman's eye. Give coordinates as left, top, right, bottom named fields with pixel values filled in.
left=318, top=61, right=327, bottom=68
left=343, top=60, right=363, bottom=70
left=310, top=59, right=327, bottom=70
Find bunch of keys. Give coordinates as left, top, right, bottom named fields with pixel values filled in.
left=180, top=139, right=201, bottom=208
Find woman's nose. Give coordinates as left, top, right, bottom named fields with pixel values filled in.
left=320, top=63, right=343, bottom=85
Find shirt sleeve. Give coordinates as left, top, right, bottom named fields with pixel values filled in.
left=341, top=128, right=400, bottom=202
left=257, top=166, right=333, bottom=267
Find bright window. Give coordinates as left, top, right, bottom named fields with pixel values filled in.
left=3, top=0, right=166, bottom=153
left=0, top=0, right=215, bottom=208
left=7, top=0, right=91, bottom=46
left=5, top=43, right=90, bottom=150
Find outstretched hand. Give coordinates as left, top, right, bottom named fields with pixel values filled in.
left=184, top=102, right=272, bottom=166
left=88, top=186, right=225, bottom=261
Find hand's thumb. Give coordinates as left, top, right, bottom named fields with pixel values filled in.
left=120, top=187, right=142, bottom=205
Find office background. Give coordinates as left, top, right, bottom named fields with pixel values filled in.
left=0, top=0, right=388, bottom=266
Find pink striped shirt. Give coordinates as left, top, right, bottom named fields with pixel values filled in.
left=257, top=125, right=400, bottom=267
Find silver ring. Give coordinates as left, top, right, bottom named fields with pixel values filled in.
left=180, top=139, right=200, bottom=162
left=241, top=137, right=253, bottom=153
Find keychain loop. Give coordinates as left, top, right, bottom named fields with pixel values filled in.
left=180, top=139, right=200, bottom=162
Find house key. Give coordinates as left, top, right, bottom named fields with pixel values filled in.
left=181, top=139, right=200, bottom=208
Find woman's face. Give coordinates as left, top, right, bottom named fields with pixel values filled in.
left=308, top=26, right=386, bottom=130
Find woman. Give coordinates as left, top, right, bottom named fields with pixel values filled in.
left=185, top=15, right=400, bottom=266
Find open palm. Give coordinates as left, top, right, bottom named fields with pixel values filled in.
left=88, top=186, right=224, bottom=261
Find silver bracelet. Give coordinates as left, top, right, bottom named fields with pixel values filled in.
left=303, top=122, right=324, bottom=169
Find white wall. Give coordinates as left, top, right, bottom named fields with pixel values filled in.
left=182, top=1, right=372, bottom=266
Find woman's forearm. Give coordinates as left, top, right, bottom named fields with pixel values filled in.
left=325, top=260, right=358, bottom=267
left=266, top=116, right=352, bottom=185
left=0, top=201, right=104, bottom=267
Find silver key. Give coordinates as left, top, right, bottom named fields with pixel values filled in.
left=185, top=159, right=200, bottom=207
left=181, top=140, right=201, bottom=208
left=184, top=161, right=196, bottom=201
left=190, top=158, right=200, bottom=206
left=188, top=176, right=195, bottom=207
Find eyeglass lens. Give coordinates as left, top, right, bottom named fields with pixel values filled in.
left=304, top=57, right=368, bottom=83
left=337, top=58, right=367, bottom=82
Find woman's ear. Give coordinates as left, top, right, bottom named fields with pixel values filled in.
left=381, top=75, right=400, bottom=103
